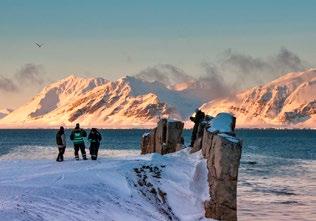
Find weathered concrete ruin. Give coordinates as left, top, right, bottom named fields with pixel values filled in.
left=141, top=113, right=242, bottom=220
left=191, top=113, right=242, bottom=221
left=141, top=118, right=184, bottom=155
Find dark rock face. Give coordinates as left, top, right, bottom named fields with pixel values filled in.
left=141, top=119, right=184, bottom=155
left=204, top=133, right=242, bottom=221
left=140, top=113, right=242, bottom=220
left=191, top=113, right=242, bottom=221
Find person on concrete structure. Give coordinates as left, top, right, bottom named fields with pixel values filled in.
left=190, top=108, right=205, bottom=147
left=56, top=126, right=66, bottom=162
left=70, top=123, right=87, bottom=160
left=88, top=128, right=102, bottom=160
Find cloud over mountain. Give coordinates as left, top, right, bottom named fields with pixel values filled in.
left=135, top=48, right=309, bottom=100
left=201, top=47, right=308, bottom=92
left=0, top=75, right=18, bottom=92
left=0, top=63, right=45, bottom=93
left=135, top=64, right=195, bottom=86
left=200, top=68, right=316, bottom=128
left=15, top=63, right=45, bottom=85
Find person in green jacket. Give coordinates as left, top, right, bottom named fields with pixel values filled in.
left=70, top=123, right=87, bottom=160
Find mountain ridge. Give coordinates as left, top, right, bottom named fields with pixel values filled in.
left=0, top=75, right=189, bottom=128
left=200, top=69, right=316, bottom=128
left=1, top=69, right=315, bottom=128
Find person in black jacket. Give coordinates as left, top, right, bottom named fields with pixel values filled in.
left=190, top=108, right=205, bottom=147
left=70, top=123, right=87, bottom=160
left=88, top=128, right=102, bottom=160
left=56, top=126, right=66, bottom=162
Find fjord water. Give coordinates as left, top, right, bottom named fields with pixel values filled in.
left=0, top=129, right=315, bottom=220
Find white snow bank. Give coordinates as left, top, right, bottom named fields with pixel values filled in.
left=206, top=113, right=240, bottom=143
left=207, top=112, right=235, bottom=134
left=0, top=148, right=213, bottom=221
left=218, top=133, right=240, bottom=143
left=142, top=132, right=150, bottom=138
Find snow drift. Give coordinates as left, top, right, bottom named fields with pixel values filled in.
left=0, top=148, right=212, bottom=221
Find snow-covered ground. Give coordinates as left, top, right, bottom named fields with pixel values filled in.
left=0, top=148, right=212, bottom=221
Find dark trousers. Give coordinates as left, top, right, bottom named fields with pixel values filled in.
left=89, top=142, right=100, bottom=160
left=74, top=143, right=86, bottom=160
left=191, top=124, right=199, bottom=147
left=56, top=147, right=66, bottom=162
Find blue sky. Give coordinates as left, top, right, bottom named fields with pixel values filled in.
left=0, top=0, right=316, bottom=108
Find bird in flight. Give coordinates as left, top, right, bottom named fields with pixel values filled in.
left=34, top=42, right=44, bottom=48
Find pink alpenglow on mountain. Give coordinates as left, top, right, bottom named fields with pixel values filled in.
left=0, top=75, right=202, bottom=128
left=1, top=69, right=315, bottom=129
left=201, top=69, right=316, bottom=128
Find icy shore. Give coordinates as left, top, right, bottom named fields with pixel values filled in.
left=0, top=149, right=212, bottom=221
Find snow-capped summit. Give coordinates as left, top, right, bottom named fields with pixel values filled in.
left=2, top=69, right=315, bottom=128
left=0, top=75, right=108, bottom=125
left=0, top=74, right=199, bottom=128
left=201, top=69, right=316, bottom=128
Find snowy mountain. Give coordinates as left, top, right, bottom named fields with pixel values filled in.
left=201, top=69, right=316, bottom=128
left=0, top=108, right=13, bottom=119
left=2, top=69, right=315, bottom=129
left=0, top=75, right=202, bottom=128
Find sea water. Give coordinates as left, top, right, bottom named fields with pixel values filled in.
left=0, top=129, right=315, bottom=220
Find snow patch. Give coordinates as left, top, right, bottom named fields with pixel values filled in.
left=0, top=149, right=213, bottom=220
left=207, top=112, right=235, bottom=134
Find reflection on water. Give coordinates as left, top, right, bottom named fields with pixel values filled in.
left=238, top=154, right=316, bottom=221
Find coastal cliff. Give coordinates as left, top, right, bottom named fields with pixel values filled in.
left=191, top=113, right=242, bottom=221
left=141, top=113, right=242, bottom=220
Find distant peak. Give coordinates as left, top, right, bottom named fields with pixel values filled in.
left=118, top=75, right=141, bottom=84
left=60, top=74, right=107, bottom=83
left=120, top=75, right=136, bottom=80
left=269, top=68, right=316, bottom=85
left=64, top=74, right=82, bottom=81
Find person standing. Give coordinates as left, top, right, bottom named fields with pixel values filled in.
left=190, top=108, right=205, bottom=147
left=56, top=126, right=66, bottom=162
left=70, top=123, right=87, bottom=160
left=88, top=128, right=102, bottom=160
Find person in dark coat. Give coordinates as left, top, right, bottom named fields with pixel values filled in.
left=190, top=108, right=205, bottom=147
left=70, top=123, right=87, bottom=160
left=88, top=128, right=102, bottom=160
left=56, top=126, right=66, bottom=162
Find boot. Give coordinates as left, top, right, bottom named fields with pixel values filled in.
left=83, top=154, right=87, bottom=160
